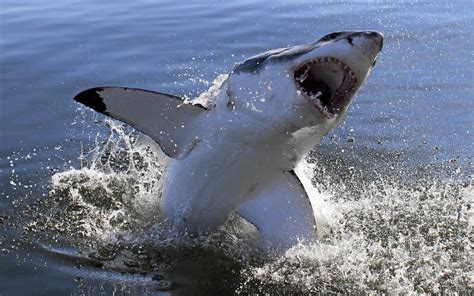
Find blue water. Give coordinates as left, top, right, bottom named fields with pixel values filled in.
left=1, top=1, right=472, bottom=294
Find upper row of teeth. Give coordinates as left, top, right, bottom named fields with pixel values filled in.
left=308, top=57, right=349, bottom=68
left=296, top=57, right=357, bottom=81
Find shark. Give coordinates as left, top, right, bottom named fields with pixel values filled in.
left=74, top=31, right=383, bottom=251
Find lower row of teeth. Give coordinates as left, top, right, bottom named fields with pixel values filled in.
left=296, top=68, right=309, bottom=82
left=308, top=91, right=321, bottom=100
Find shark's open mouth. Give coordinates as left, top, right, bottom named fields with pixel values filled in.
left=294, top=57, right=357, bottom=116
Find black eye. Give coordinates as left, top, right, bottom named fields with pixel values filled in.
left=320, top=32, right=342, bottom=42
left=347, top=36, right=354, bottom=45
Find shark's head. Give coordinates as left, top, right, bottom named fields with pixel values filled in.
left=227, top=31, right=383, bottom=133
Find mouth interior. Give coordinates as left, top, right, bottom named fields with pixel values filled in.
left=294, top=57, right=356, bottom=115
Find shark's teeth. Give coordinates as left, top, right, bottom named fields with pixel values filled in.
left=294, top=56, right=358, bottom=117
left=295, top=65, right=310, bottom=82
left=308, top=91, right=322, bottom=100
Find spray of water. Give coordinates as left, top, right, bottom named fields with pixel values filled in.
left=11, top=75, right=472, bottom=293
left=239, top=150, right=473, bottom=293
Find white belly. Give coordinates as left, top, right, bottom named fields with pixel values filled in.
left=160, top=140, right=268, bottom=233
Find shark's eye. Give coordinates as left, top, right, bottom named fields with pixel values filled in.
left=320, top=32, right=343, bottom=42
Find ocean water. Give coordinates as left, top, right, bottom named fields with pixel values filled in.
left=0, top=0, right=473, bottom=295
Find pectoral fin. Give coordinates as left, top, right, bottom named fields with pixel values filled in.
left=74, top=87, right=207, bottom=159
left=237, top=170, right=317, bottom=251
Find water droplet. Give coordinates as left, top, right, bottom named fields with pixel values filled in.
left=124, top=260, right=140, bottom=268
left=89, top=246, right=118, bottom=261
left=155, top=280, right=174, bottom=291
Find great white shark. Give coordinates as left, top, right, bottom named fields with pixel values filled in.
left=74, top=31, right=383, bottom=251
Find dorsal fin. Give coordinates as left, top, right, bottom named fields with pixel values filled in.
left=74, top=87, right=207, bottom=159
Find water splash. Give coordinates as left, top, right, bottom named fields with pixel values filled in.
left=187, top=73, right=229, bottom=107
left=25, top=120, right=166, bottom=246
left=31, top=119, right=472, bottom=294
left=238, top=152, right=473, bottom=294
left=12, top=84, right=472, bottom=294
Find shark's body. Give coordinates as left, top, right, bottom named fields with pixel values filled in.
left=74, top=31, right=383, bottom=251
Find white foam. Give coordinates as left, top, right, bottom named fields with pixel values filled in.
left=188, top=73, right=229, bottom=107
left=43, top=101, right=473, bottom=294
left=240, top=166, right=473, bottom=293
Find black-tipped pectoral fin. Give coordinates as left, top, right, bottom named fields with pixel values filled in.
left=74, top=87, right=207, bottom=159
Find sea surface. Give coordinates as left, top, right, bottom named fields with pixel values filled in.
left=0, top=1, right=472, bottom=295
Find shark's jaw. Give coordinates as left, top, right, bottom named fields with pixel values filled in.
left=294, top=57, right=357, bottom=118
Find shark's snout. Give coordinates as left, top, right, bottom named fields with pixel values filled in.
left=366, top=31, right=384, bottom=51
left=349, top=31, right=383, bottom=65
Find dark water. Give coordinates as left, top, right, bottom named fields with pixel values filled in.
left=1, top=1, right=472, bottom=295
